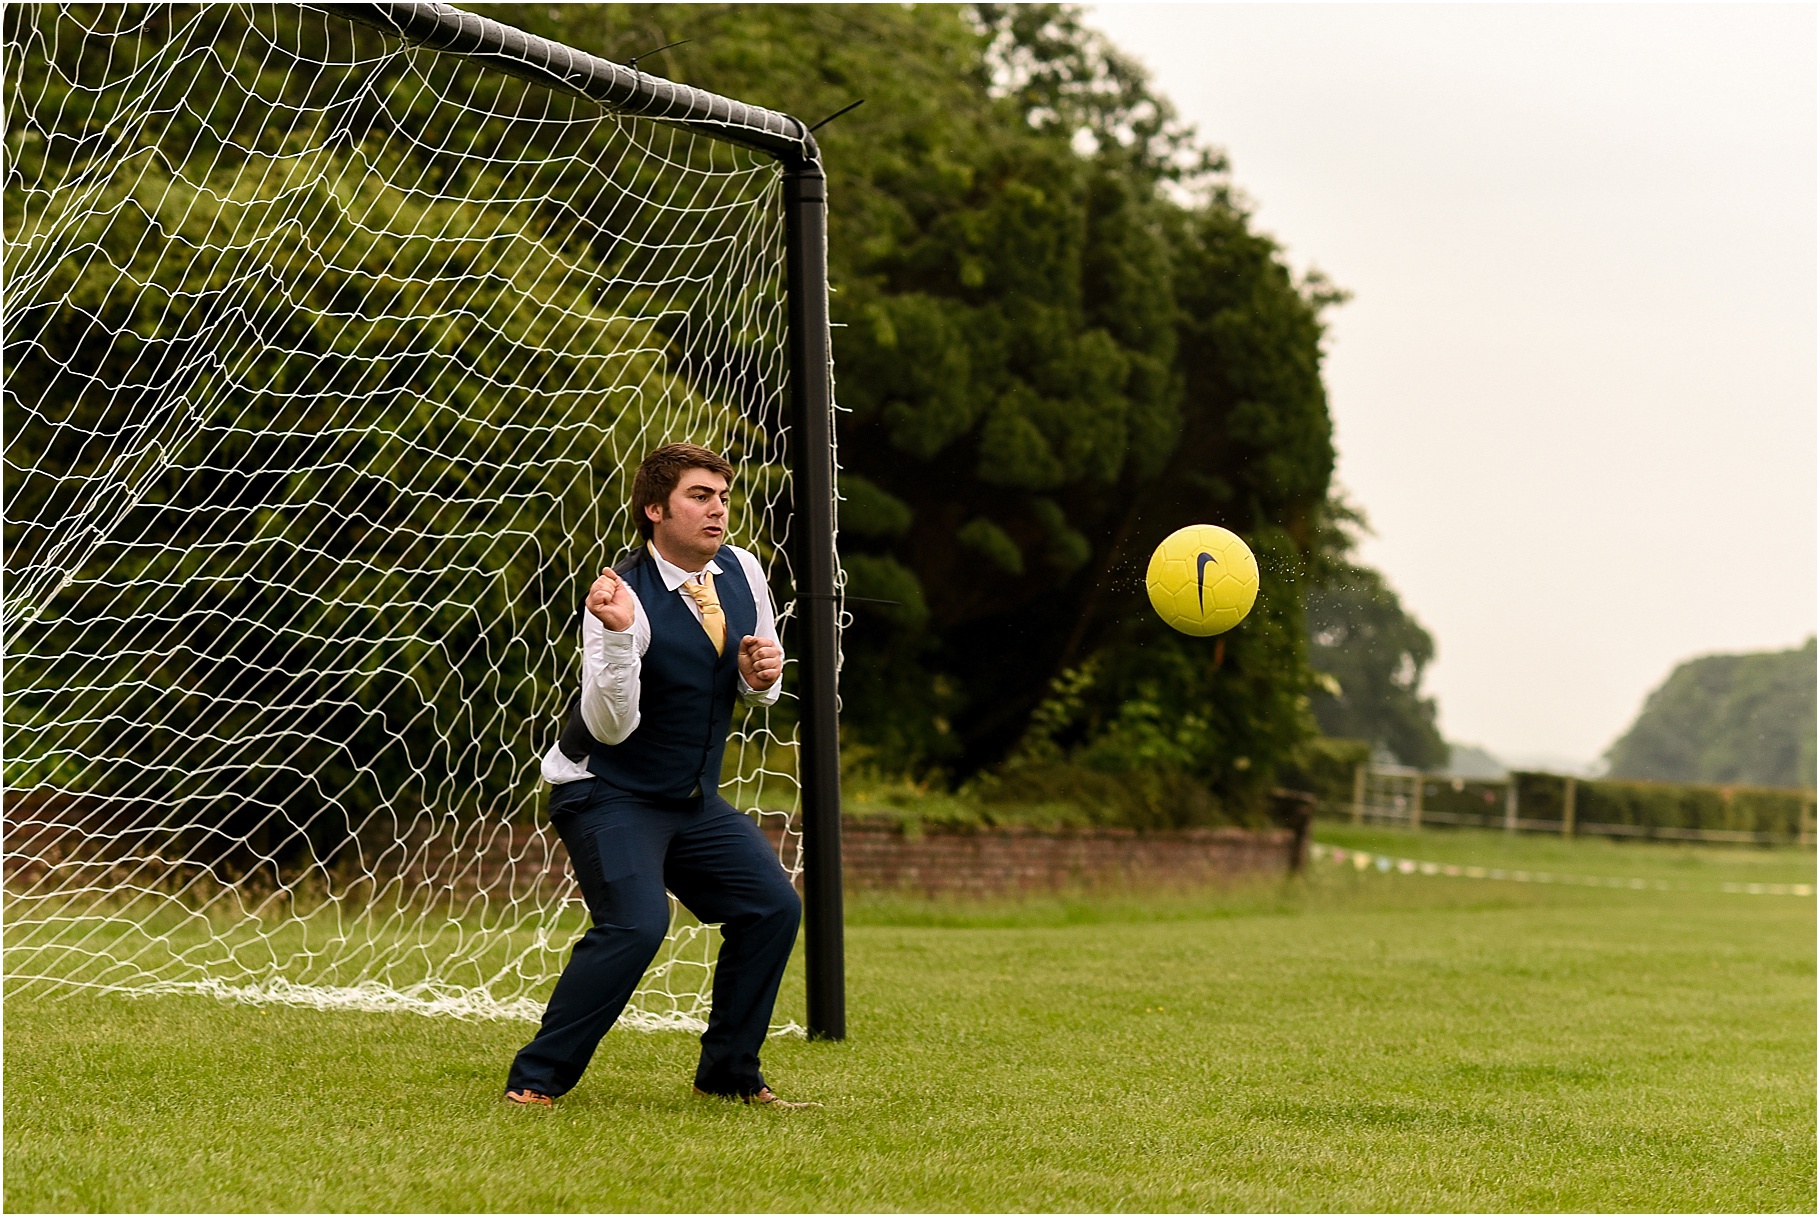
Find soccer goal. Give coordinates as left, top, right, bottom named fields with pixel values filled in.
left=3, top=2, right=845, bottom=1038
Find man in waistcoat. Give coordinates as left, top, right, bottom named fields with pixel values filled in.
left=504, top=443, right=809, bottom=1108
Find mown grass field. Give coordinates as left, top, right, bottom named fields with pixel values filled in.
left=6, top=826, right=1813, bottom=1212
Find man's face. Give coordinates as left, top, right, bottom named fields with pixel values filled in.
left=647, top=467, right=730, bottom=566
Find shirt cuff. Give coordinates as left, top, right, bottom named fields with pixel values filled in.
left=738, top=676, right=782, bottom=705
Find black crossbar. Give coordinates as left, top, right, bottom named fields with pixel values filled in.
left=326, top=2, right=819, bottom=168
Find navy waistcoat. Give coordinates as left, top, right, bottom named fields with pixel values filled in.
left=572, top=546, right=757, bottom=800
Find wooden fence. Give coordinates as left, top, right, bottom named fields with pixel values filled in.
left=1334, top=764, right=1816, bottom=846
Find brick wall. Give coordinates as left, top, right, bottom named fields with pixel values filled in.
left=6, top=790, right=1299, bottom=901
left=765, top=817, right=1296, bottom=897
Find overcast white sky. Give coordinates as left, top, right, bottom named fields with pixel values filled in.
left=1087, top=2, right=1817, bottom=770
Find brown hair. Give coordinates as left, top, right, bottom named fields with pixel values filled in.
left=631, top=443, right=735, bottom=541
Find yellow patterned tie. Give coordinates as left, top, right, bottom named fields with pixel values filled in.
left=683, top=571, right=725, bottom=655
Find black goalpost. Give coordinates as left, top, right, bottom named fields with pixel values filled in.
left=334, top=0, right=846, bottom=1041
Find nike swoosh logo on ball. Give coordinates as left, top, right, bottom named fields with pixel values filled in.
left=1197, top=551, right=1217, bottom=611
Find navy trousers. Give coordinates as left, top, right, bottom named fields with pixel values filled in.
left=505, top=778, right=802, bottom=1099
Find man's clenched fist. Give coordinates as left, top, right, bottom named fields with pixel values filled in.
left=738, top=636, right=783, bottom=691
left=586, top=566, right=636, bottom=632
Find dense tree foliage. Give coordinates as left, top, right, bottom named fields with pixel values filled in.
left=502, top=5, right=1344, bottom=813
left=11, top=4, right=1353, bottom=829
left=5, top=5, right=786, bottom=865
left=1605, top=638, right=1816, bottom=789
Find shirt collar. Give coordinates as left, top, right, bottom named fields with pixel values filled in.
left=649, top=546, right=723, bottom=592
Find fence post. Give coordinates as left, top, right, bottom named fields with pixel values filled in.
left=1504, top=778, right=1518, bottom=833
left=1410, top=774, right=1423, bottom=830
left=1561, top=776, right=1576, bottom=839
left=1351, top=763, right=1366, bottom=825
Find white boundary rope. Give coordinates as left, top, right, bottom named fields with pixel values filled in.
left=1309, top=841, right=1815, bottom=898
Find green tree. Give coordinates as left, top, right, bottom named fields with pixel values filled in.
left=1605, top=638, right=1816, bottom=789
left=1302, top=497, right=1448, bottom=770
left=13, top=4, right=1354, bottom=829
left=5, top=9, right=778, bottom=868
left=491, top=4, right=1348, bottom=810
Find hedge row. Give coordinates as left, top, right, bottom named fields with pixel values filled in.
left=1507, top=772, right=1812, bottom=840
left=1285, top=739, right=1814, bottom=841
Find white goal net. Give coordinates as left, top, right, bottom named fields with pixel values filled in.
left=3, top=3, right=811, bottom=1030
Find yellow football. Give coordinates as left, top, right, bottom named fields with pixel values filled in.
left=1145, top=524, right=1259, bottom=636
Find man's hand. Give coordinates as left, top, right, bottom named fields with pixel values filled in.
left=738, top=636, right=783, bottom=691
left=586, top=566, right=636, bottom=632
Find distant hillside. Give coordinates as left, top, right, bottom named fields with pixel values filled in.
left=1604, top=638, right=1816, bottom=789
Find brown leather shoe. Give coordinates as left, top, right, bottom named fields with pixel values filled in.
left=693, top=1084, right=821, bottom=1109
left=504, top=1088, right=554, bottom=1107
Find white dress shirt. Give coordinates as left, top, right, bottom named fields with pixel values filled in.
left=541, top=544, right=783, bottom=785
